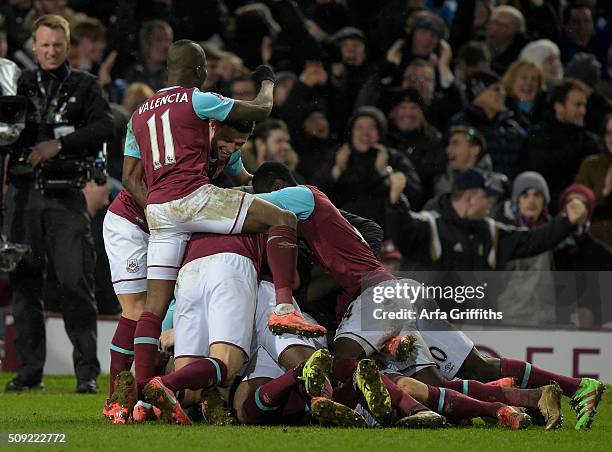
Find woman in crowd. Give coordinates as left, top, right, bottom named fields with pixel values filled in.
left=502, top=59, right=547, bottom=128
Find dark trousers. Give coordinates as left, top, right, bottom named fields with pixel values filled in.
left=4, top=183, right=100, bottom=383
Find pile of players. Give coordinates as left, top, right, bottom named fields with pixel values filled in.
left=102, top=40, right=604, bottom=430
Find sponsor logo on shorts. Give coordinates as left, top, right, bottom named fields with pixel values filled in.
left=126, top=258, right=140, bottom=273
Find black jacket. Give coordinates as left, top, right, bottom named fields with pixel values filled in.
left=11, top=64, right=114, bottom=167
left=386, top=122, right=447, bottom=203
left=523, top=118, right=600, bottom=212
left=450, top=106, right=526, bottom=180
left=313, top=145, right=423, bottom=229
left=386, top=193, right=576, bottom=271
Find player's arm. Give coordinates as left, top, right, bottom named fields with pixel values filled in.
left=255, top=186, right=315, bottom=221
left=225, top=65, right=275, bottom=122
left=223, top=151, right=252, bottom=186
left=122, top=157, right=146, bottom=208
left=192, top=66, right=275, bottom=123
left=121, top=118, right=147, bottom=208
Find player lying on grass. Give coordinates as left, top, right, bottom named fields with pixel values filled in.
left=102, top=119, right=261, bottom=418
left=230, top=286, right=537, bottom=431
left=122, top=40, right=324, bottom=398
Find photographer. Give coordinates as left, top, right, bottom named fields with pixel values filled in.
left=4, top=15, right=114, bottom=394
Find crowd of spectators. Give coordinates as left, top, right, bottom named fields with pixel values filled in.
left=1, top=0, right=612, bottom=328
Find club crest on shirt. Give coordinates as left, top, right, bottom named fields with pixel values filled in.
left=126, top=258, right=140, bottom=273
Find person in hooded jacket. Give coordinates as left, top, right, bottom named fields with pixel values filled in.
left=312, top=106, right=422, bottom=230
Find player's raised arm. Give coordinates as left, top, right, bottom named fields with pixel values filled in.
left=226, top=65, right=275, bottom=122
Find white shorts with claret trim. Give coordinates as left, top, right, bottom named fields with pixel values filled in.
left=334, top=278, right=436, bottom=376
left=102, top=211, right=149, bottom=295
left=173, top=253, right=258, bottom=360
left=146, top=184, right=255, bottom=280
left=242, top=281, right=324, bottom=382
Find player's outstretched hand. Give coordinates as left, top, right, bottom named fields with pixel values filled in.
left=252, top=64, right=276, bottom=85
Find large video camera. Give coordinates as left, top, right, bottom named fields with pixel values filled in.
left=36, top=146, right=108, bottom=193
left=8, top=145, right=108, bottom=193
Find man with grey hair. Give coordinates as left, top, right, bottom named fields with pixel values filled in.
left=486, top=5, right=527, bottom=74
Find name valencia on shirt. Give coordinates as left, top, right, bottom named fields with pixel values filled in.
left=138, top=91, right=190, bottom=115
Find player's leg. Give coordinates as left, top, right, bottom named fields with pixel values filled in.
left=252, top=282, right=333, bottom=400
left=389, top=374, right=530, bottom=429
left=461, top=348, right=604, bottom=429
left=108, top=293, right=145, bottom=398
left=134, top=226, right=188, bottom=386
left=102, top=211, right=149, bottom=412
left=241, top=197, right=325, bottom=337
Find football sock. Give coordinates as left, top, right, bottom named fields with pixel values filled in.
left=109, top=316, right=136, bottom=397
left=133, top=311, right=162, bottom=385
left=426, top=385, right=502, bottom=418
left=331, top=357, right=358, bottom=382
left=266, top=225, right=297, bottom=306
left=442, top=379, right=541, bottom=409
left=500, top=358, right=580, bottom=396
left=330, top=358, right=360, bottom=408
left=381, top=374, right=428, bottom=416
left=242, top=364, right=305, bottom=423
left=161, top=358, right=227, bottom=392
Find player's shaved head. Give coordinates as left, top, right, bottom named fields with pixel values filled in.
left=253, top=162, right=297, bottom=193
left=166, top=39, right=207, bottom=88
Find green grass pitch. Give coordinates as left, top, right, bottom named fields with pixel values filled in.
left=1, top=373, right=611, bottom=452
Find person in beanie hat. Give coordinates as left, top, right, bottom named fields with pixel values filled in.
left=293, top=103, right=335, bottom=182
left=382, top=88, right=446, bottom=202
left=520, top=39, right=563, bottom=90
left=509, top=171, right=551, bottom=226
left=495, top=171, right=556, bottom=326
left=450, top=70, right=525, bottom=180
left=564, top=53, right=612, bottom=134
left=554, top=183, right=612, bottom=327
left=565, top=53, right=601, bottom=89
left=329, top=26, right=374, bottom=137
left=312, top=106, right=422, bottom=228
left=464, top=70, right=503, bottom=103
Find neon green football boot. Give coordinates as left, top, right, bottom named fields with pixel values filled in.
left=569, top=378, right=605, bottom=430
left=299, top=349, right=333, bottom=398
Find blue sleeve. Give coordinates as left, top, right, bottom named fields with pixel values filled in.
left=123, top=117, right=141, bottom=159
left=223, top=151, right=245, bottom=177
left=256, top=186, right=315, bottom=221
left=192, top=89, right=235, bottom=121
left=161, top=299, right=175, bottom=332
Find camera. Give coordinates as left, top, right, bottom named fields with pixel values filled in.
left=36, top=145, right=108, bottom=193
left=0, top=95, right=27, bottom=146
